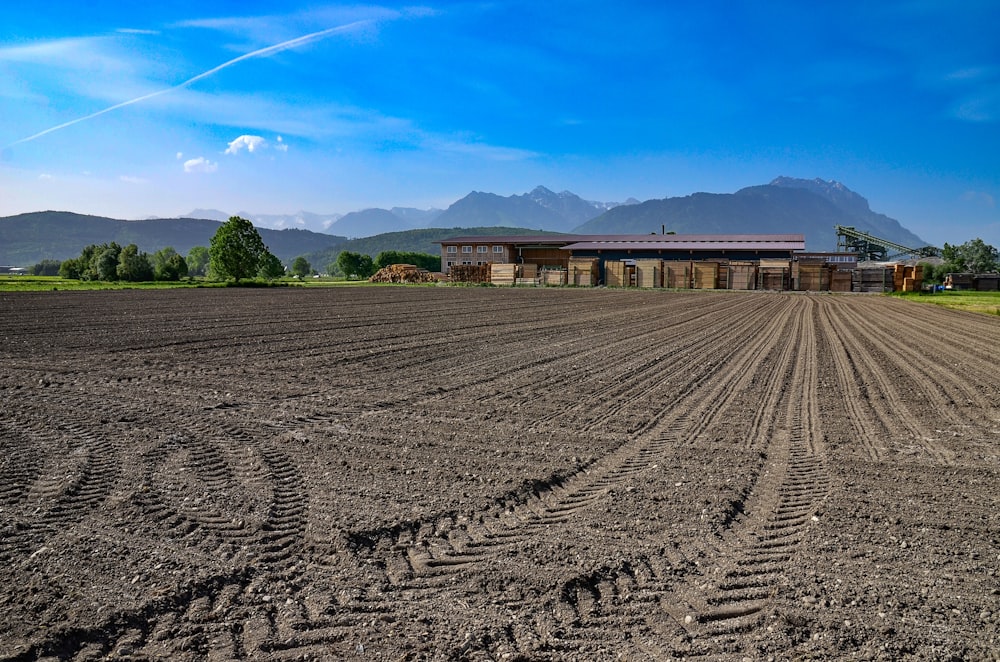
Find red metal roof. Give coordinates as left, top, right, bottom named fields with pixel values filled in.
left=562, top=238, right=806, bottom=251
left=437, top=233, right=806, bottom=247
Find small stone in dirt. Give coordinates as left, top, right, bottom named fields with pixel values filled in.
left=980, top=610, right=991, bottom=620
left=684, top=614, right=695, bottom=624
left=802, top=596, right=817, bottom=605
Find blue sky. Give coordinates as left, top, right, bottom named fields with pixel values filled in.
left=1, top=1, right=998, bottom=247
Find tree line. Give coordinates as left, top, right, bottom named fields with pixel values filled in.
left=27, top=216, right=442, bottom=283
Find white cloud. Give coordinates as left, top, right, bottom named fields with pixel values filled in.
left=184, top=157, right=218, bottom=173
left=38, top=173, right=52, bottom=180
left=225, top=134, right=266, bottom=154
left=120, top=175, right=147, bottom=184
left=116, top=28, right=160, bottom=35
left=176, top=151, right=183, bottom=160
left=275, top=135, right=288, bottom=152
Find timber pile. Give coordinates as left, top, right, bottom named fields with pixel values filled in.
left=489, top=263, right=517, bottom=286
left=635, top=259, right=663, bottom=288
left=893, top=264, right=924, bottom=292
left=853, top=267, right=892, bottom=292
left=729, top=262, right=756, bottom=290
left=665, top=262, right=690, bottom=289
left=568, top=258, right=598, bottom=286
left=450, top=264, right=490, bottom=283
left=369, top=264, right=437, bottom=283
left=692, top=261, right=718, bottom=289
left=975, top=274, right=999, bottom=291
left=830, top=270, right=853, bottom=292
left=541, top=269, right=567, bottom=286
left=605, top=261, right=627, bottom=287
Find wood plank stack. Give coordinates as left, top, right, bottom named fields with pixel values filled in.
left=793, top=258, right=826, bottom=291
left=369, top=264, right=437, bottom=283
left=635, top=259, right=663, bottom=288
left=692, top=261, right=718, bottom=289
left=541, top=269, right=567, bottom=286
left=488, top=263, right=517, bottom=286
left=853, top=267, right=892, bottom=292
left=894, top=264, right=924, bottom=292
left=757, top=259, right=789, bottom=290
left=605, top=261, right=627, bottom=287
left=729, top=262, right=757, bottom=290
left=975, top=274, right=999, bottom=291
left=450, top=264, right=490, bottom=283
left=830, top=270, right=853, bottom=292
left=568, top=258, right=599, bottom=286
left=664, top=262, right=690, bottom=288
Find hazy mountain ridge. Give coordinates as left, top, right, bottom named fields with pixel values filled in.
left=2, top=178, right=929, bottom=265
left=575, top=177, right=927, bottom=251
left=0, top=212, right=344, bottom=265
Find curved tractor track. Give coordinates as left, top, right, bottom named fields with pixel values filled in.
left=1, top=288, right=998, bottom=661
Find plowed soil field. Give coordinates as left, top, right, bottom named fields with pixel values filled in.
left=1, top=287, right=998, bottom=661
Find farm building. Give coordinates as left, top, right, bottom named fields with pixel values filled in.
left=435, top=233, right=907, bottom=292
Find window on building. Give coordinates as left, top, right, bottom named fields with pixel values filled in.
left=447, top=246, right=457, bottom=254
left=462, top=246, right=473, bottom=253
left=446, top=261, right=454, bottom=267
left=493, top=245, right=504, bottom=253
left=477, top=245, right=488, bottom=253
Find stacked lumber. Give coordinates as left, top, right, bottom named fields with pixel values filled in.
left=635, top=259, right=663, bottom=288
left=853, top=267, right=892, bottom=292
left=541, top=269, right=567, bottom=286
left=489, top=263, right=517, bottom=286
left=975, top=274, right=999, bottom=291
left=449, top=264, right=490, bottom=283
left=664, top=262, right=690, bottom=289
left=605, top=261, right=627, bottom=287
left=793, top=258, right=827, bottom=291
left=756, top=259, right=789, bottom=290
left=521, top=263, right=539, bottom=279
left=567, top=258, right=599, bottom=286
left=830, top=270, right=853, bottom=292
left=369, top=264, right=437, bottom=284
left=729, top=262, right=757, bottom=290
left=692, top=261, right=718, bottom=289
left=893, top=264, right=924, bottom=292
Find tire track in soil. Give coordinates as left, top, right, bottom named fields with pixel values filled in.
left=7, top=405, right=312, bottom=661
left=181, top=295, right=796, bottom=660
left=662, top=297, right=831, bottom=658
left=535, top=297, right=823, bottom=656
left=274, top=296, right=805, bottom=659
left=0, top=414, right=119, bottom=560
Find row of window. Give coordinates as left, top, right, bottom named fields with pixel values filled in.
left=446, top=245, right=505, bottom=254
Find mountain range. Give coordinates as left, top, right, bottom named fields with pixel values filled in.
left=0, top=178, right=929, bottom=266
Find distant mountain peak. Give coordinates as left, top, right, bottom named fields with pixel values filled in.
left=769, top=176, right=871, bottom=214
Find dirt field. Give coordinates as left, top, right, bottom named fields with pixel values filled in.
left=1, top=287, right=997, bottom=661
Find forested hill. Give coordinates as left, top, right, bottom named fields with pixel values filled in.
left=0, top=211, right=345, bottom=265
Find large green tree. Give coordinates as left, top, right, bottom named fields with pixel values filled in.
left=258, top=251, right=285, bottom=280
left=186, top=246, right=210, bottom=277
left=336, top=251, right=375, bottom=279
left=209, top=216, right=269, bottom=282
left=117, top=244, right=154, bottom=282
left=940, top=238, right=999, bottom=273
left=291, top=256, right=312, bottom=277
left=152, top=247, right=188, bottom=281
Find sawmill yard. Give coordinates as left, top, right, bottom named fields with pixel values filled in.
left=1, top=287, right=998, bottom=660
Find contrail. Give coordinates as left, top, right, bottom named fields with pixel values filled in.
left=6, top=20, right=369, bottom=148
